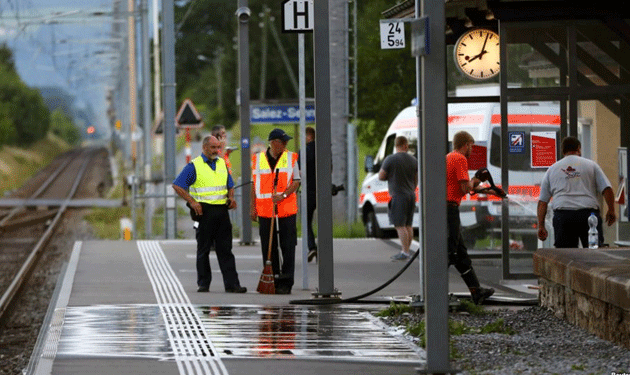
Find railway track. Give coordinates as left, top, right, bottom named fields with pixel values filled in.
left=0, top=147, right=100, bottom=324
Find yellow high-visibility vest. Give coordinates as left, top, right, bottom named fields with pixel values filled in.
left=190, top=156, right=228, bottom=205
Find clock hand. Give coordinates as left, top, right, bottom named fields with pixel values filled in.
left=468, top=53, right=481, bottom=63
left=480, top=33, right=490, bottom=55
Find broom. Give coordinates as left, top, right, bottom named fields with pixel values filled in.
left=257, top=169, right=280, bottom=294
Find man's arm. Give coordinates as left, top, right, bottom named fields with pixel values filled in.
left=602, top=186, right=616, bottom=226
left=172, top=184, right=202, bottom=217
left=378, top=169, right=388, bottom=181
left=459, top=177, right=481, bottom=196
left=537, top=200, right=549, bottom=241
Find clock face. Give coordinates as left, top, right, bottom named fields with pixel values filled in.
left=454, top=29, right=500, bottom=80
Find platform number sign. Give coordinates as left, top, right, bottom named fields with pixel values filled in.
left=380, top=20, right=405, bottom=49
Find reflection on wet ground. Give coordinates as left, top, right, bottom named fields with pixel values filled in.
left=56, top=305, right=171, bottom=359
left=56, top=304, right=424, bottom=363
left=198, top=305, right=423, bottom=362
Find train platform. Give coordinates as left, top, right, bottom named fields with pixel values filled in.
left=27, top=238, right=538, bottom=375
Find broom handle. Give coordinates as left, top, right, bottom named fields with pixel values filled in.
left=266, top=169, right=280, bottom=261
left=266, top=205, right=275, bottom=261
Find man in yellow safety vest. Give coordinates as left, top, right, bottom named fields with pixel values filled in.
left=173, top=135, right=246, bottom=294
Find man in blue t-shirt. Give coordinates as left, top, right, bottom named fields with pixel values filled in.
left=172, top=135, right=246, bottom=294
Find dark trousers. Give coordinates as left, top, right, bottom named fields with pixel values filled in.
left=447, top=205, right=473, bottom=274
left=307, top=197, right=317, bottom=250
left=553, top=208, right=603, bottom=248
left=258, top=214, right=297, bottom=289
left=196, top=203, right=240, bottom=290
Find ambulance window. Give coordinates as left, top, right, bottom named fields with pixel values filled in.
left=407, top=137, right=418, bottom=159
left=384, top=134, right=396, bottom=158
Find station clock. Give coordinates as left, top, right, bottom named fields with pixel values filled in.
left=454, top=28, right=500, bottom=80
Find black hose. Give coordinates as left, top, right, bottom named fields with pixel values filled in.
left=233, top=181, right=253, bottom=190
left=289, top=248, right=420, bottom=305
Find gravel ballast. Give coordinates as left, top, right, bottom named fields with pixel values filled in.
left=378, top=304, right=630, bottom=374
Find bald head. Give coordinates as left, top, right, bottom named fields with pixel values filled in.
left=202, top=135, right=221, bottom=159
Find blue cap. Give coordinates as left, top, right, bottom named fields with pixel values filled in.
left=268, top=128, right=292, bottom=142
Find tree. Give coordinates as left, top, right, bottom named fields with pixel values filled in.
left=355, top=0, right=416, bottom=148
left=0, top=63, right=50, bottom=146
left=50, top=109, right=81, bottom=145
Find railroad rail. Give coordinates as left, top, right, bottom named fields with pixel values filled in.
left=0, top=148, right=100, bottom=323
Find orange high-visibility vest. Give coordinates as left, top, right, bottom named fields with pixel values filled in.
left=252, top=150, right=299, bottom=218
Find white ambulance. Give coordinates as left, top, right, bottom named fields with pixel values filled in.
left=360, top=99, right=561, bottom=250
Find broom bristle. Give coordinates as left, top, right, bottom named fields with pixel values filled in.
left=257, top=262, right=275, bottom=294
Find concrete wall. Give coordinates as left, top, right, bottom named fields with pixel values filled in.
left=580, top=100, right=621, bottom=244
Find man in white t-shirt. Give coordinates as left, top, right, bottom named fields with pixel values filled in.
left=537, top=136, right=616, bottom=248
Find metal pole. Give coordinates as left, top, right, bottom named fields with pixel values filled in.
left=152, top=0, right=161, bottom=125
left=141, top=0, right=153, bottom=239
left=237, top=1, right=253, bottom=244
left=421, top=0, right=451, bottom=372
left=299, top=32, right=309, bottom=290
left=415, top=7, right=425, bottom=305
left=162, top=0, right=177, bottom=239
left=128, top=0, right=138, bottom=239
left=314, top=0, right=337, bottom=297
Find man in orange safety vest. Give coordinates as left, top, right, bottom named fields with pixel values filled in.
left=250, top=128, right=301, bottom=294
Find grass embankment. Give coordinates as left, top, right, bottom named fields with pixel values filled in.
left=0, top=133, right=72, bottom=195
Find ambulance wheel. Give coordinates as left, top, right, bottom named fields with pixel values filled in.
left=365, top=210, right=384, bottom=238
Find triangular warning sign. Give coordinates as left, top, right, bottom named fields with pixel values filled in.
left=176, top=99, right=204, bottom=128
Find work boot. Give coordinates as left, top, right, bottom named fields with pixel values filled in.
left=470, top=287, right=494, bottom=305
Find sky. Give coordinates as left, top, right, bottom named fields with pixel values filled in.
left=0, top=0, right=129, bottom=137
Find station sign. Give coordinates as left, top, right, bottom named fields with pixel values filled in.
left=282, top=0, right=314, bottom=33
left=531, top=131, right=557, bottom=168
left=250, top=103, right=315, bottom=124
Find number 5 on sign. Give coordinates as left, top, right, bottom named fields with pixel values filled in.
left=380, top=20, right=405, bottom=49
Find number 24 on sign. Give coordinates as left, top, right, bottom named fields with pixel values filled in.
left=380, top=20, right=405, bottom=49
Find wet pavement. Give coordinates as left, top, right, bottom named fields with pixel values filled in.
left=55, top=304, right=422, bottom=362
left=30, top=238, right=537, bottom=375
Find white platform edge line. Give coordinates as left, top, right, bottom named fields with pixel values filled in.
left=32, top=241, right=83, bottom=375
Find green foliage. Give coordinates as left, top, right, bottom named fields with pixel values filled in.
left=355, top=0, right=416, bottom=144
left=50, top=109, right=81, bottom=145
left=0, top=49, right=51, bottom=147
left=451, top=299, right=488, bottom=315
left=376, top=302, right=416, bottom=317
left=0, top=43, right=16, bottom=73
left=0, top=102, right=16, bottom=146
left=404, top=317, right=515, bottom=350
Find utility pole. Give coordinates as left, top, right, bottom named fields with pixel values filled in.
left=152, top=0, right=161, bottom=131
left=162, top=0, right=177, bottom=239
left=141, top=0, right=153, bottom=238
left=330, top=0, right=349, bottom=222
left=237, top=1, right=252, bottom=244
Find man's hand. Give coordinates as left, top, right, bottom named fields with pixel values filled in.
left=250, top=207, right=258, bottom=222
left=228, top=199, right=237, bottom=210
left=190, top=201, right=203, bottom=217
left=606, top=209, right=616, bottom=226
left=538, top=226, right=548, bottom=241
left=272, top=192, right=285, bottom=203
